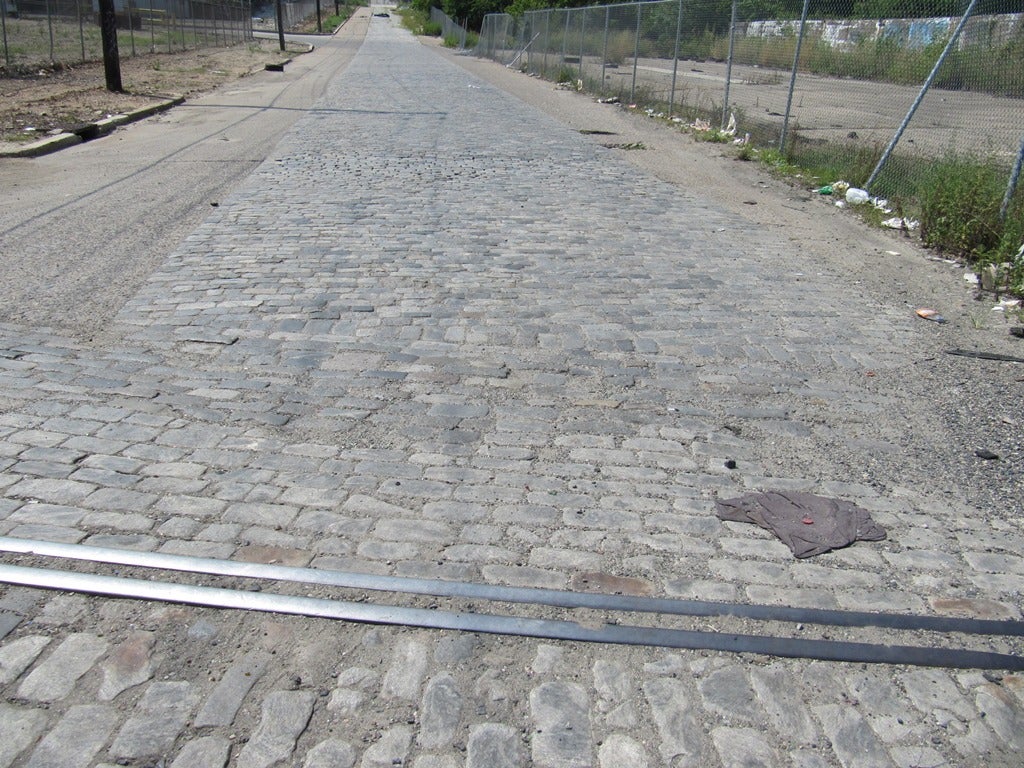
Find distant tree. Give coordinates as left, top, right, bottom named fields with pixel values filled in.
left=442, top=0, right=511, bottom=28
left=843, top=0, right=1024, bottom=17
left=454, top=0, right=1024, bottom=30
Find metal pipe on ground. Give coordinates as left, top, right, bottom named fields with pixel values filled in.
left=0, top=561, right=1020, bottom=671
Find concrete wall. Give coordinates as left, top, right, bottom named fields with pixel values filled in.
left=742, top=12, right=1023, bottom=51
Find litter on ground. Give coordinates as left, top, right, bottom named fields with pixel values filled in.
left=715, top=491, right=887, bottom=559
left=916, top=308, right=947, bottom=323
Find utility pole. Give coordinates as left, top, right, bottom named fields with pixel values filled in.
left=97, top=0, right=122, bottom=92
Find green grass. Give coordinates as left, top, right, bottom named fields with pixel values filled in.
left=787, top=140, right=883, bottom=192
left=441, top=30, right=477, bottom=49
left=398, top=7, right=441, bottom=37
left=322, top=7, right=358, bottom=34
left=395, top=6, right=422, bottom=34
left=917, top=157, right=1024, bottom=292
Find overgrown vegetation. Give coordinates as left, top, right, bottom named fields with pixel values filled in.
left=918, top=157, right=1024, bottom=276
left=780, top=140, right=1024, bottom=292
left=398, top=5, right=442, bottom=36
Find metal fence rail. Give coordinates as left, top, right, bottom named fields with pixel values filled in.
left=1, top=0, right=253, bottom=70
left=474, top=0, right=1024, bottom=204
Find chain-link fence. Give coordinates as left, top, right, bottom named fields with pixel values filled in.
left=474, top=0, right=1024, bottom=211
left=430, top=5, right=466, bottom=48
left=251, top=0, right=325, bottom=33
left=1, top=0, right=253, bottom=70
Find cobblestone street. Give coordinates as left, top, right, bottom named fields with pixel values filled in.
left=1, top=8, right=1023, bottom=768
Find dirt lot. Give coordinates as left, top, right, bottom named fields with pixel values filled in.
left=0, top=39, right=308, bottom=143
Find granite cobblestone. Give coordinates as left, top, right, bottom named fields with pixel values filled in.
left=0, top=10, right=1022, bottom=767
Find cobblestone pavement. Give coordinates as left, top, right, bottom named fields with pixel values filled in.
left=2, top=9, right=1024, bottom=768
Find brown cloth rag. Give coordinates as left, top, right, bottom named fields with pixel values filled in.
left=715, top=491, right=887, bottom=559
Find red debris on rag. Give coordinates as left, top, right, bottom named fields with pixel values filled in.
left=714, top=491, right=887, bottom=559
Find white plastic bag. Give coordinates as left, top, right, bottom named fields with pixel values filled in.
left=845, top=188, right=869, bottom=205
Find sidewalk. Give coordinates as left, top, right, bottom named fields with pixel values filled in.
left=1, top=11, right=1022, bottom=768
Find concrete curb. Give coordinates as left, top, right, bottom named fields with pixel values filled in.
left=264, top=44, right=315, bottom=71
left=0, top=96, right=185, bottom=159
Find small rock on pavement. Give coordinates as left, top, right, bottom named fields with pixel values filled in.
left=598, top=734, right=649, bottom=767
left=467, top=723, right=524, bottom=768
left=236, top=689, right=316, bottom=768
left=530, top=681, right=592, bottom=767
left=169, top=735, right=232, bottom=768
left=302, top=738, right=357, bottom=768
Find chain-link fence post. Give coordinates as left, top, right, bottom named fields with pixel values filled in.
left=527, top=17, right=535, bottom=63
left=517, top=17, right=529, bottom=66
left=578, top=10, right=585, bottom=81
left=778, top=0, right=809, bottom=152
left=1002, top=136, right=1024, bottom=222
left=866, top=0, right=980, bottom=192
left=510, top=15, right=520, bottom=65
left=630, top=2, right=641, bottom=102
left=543, top=11, right=550, bottom=77
left=669, top=0, right=683, bottom=117
left=721, top=0, right=738, bottom=129
left=561, top=9, right=570, bottom=64
left=601, top=6, right=609, bottom=90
